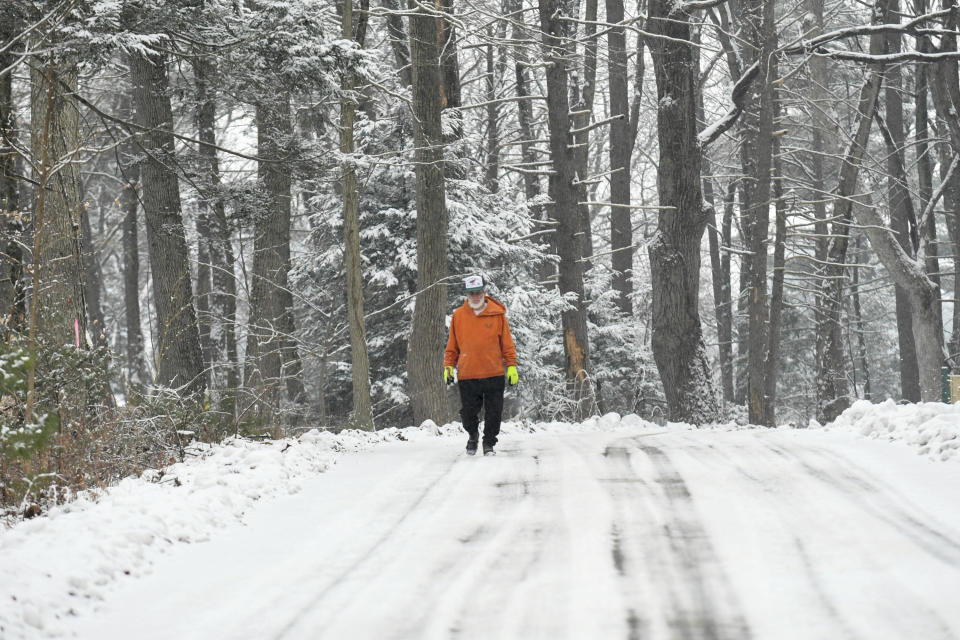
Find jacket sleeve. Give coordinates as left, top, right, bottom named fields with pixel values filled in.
left=500, top=315, right=518, bottom=367
left=444, top=313, right=460, bottom=367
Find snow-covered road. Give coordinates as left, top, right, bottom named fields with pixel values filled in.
left=67, top=426, right=960, bottom=640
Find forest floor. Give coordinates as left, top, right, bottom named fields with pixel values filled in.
left=3, top=409, right=960, bottom=639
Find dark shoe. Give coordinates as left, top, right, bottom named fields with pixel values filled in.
left=483, top=444, right=496, bottom=456
left=466, top=439, right=478, bottom=455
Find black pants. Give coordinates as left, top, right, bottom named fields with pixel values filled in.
left=459, top=376, right=505, bottom=447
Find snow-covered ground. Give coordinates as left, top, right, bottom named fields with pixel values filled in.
left=1, top=404, right=959, bottom=639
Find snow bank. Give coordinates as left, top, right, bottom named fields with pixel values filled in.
left=821, top=399, right=960, bottom=463
left=0, top=424, right=440, bottom=639
left=0, top=415, right=646, bottom=639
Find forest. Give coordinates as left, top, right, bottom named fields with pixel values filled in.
left=1, top=0, right=959, bottom=516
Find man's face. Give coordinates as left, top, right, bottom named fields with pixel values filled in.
left=467, top=290, right=484, bottom=308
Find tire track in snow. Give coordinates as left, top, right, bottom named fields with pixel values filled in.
left=407, top=445, right=552, bottom=639
left=594, top=437, right=752, bottom=640
left=273, top=453, right=472, bottom=639
left=680, top=432, right=958, bottom=639
left=674, top=436, right=864, bottom=639
left=767, top=443, right=960, bottom=566
left=635, top=441, right=753, bottom=640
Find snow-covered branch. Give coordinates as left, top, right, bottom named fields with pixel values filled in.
left=698, top=61, right=760, bottom=148
left=786, top=7, right=956, bottom=53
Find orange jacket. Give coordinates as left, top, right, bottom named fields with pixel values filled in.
left=444, top=296, right=518, bottom=381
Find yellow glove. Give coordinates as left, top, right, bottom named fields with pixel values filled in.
left=444, top=365, right=456, bottom=384
left=506, top=365, right=518, bottom=385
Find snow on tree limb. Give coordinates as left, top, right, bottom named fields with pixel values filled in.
left=783, top=7, right=959, bottom=56
left=698, top=61, right=760, bottom=148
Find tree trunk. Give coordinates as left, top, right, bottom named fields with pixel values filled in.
left=571, top=0, right=598, bottom=264
left=120, top=149, right=149, bottom=389
left=247, top=95, right=304, bottom=414
left=381, top=0, right=412, bottom=89
left=646, top=0, right=719, bottom=423
left=80, top=197, right=108, bottom=348
left=509, top=0, right=548, bottom=282
left=539, top=0, right=596, bottom=419
left=852, top=200, right=943, bottom=400
left=0, top=31, right=25, bottom=335
left=438, top=0, right=462, bottom=143
left=30, top=52, right=87, bottom=351
left=606, top=0, right=633, bottom=315
left=882, top=0, right=921, bottom=401
left=194, top=57, right=240, bottom=401
left=484, top=37, right=499, bottom=193
left=851, top=232, right=872, bottom=399
left=814, top=15, right=886, bottom=421
left=743, top=0, right=778, bottom=425
left=129, top=51, right=205, bottom=395
left=938, top=138, right=960, bottom=362
left=762, top=130, right=787, bottom=426
left=700, top=89, right=734, bottom=405
left=342, top=0, right=374, bottom=430
left=406, top=0, right=450, bottom=425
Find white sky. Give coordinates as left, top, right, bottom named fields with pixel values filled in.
left=2, top=404, right=960, bottom=639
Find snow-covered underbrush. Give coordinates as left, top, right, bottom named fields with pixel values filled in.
left=0, top=415, right=643, bottom=639
left=819, top=399, right=960, bottom=462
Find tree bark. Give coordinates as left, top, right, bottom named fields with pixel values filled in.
left=438, top=0, right=462, bottom=142
left=484, top=37, right=499, bottom=193
left=882, top=0, right=921, bottom=402
left=381, top=0, right=412, bottom=89
left=342, top=0, right=374, bottom=430
left=247, top=94, right=304, bottom=414
left=851, top=232, right=872, bottom=399
left=852, top=199, right=943, bottom=400
left=194, top=57, right=240, bottom=400
left=571, top=0, right=598, bottom=264
left=539, top=0, right=596, bottom=419
left=0, top=28, right=25, bottom=335
left=700, top=87, right=734, bottom=405
left=30, top=51, right=87, bottom=351
left=120, top=147, right=149, bottom=389
left=406, top=0, right=450, bottom=425
left=606, top=0, right=633, bottom=315
left=26, top=49, right=91, bottom=423
left=646, top=0, right=719, bottom=423
left=762, top=128, right=787, bottom=426
left=743, top=0, right=778, bottom=425
left=508, top=0, right=548, bottom=282
left=80, top=196, right=108, bottom=348
left=130, top=51, right=205, bottom=395
left=814, top=12, right=886, bottom=421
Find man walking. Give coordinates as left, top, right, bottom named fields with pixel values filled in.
left=444, top=275, right=519, bottom=456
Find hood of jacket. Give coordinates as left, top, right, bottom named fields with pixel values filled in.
left=460, top=295, right=506, bottom=316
